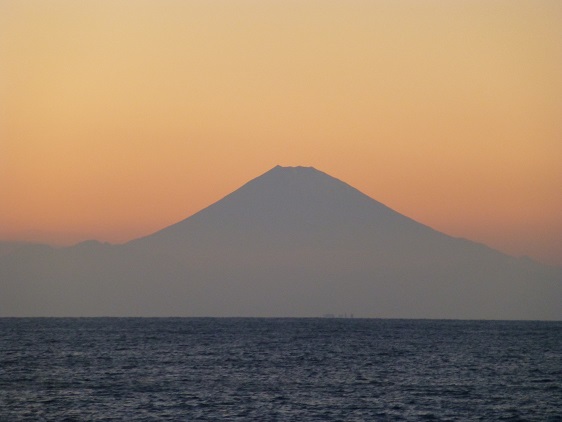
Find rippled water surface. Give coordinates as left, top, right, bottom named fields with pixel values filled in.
left=1, top=318, right=561, bottom=421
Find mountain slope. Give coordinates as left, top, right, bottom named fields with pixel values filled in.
left=1, top=166, right=561, bottom=318
left=130, top=166, right=450, bottom=255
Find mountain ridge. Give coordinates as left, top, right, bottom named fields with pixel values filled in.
left=1, top=165, right=560, bottom=319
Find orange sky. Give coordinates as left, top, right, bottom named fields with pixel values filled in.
left=1, top=0, right=562, bottom=266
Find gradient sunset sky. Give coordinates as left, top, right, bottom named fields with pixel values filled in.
left=1, top=0, right=561, bottom=266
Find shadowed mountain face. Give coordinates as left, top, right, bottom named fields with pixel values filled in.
left=1, top=166, right=561, bottom=319
left=132, top=166, right=435, bottom=252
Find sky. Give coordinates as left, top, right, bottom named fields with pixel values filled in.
left=1, top=0, right=561, bottom=266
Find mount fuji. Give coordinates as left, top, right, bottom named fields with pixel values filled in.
left=1, top=166, right=561, bottom=319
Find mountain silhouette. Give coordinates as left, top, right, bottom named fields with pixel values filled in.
left=131, top=165, right=439, bottom=252
left=1, top=165, right=561, bottom=319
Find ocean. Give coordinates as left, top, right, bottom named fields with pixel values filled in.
left=1, top=318, right=561, bottom=421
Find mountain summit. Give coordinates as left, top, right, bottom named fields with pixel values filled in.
left=1, top=166, right=561, bottom=319
left=131, top=165, right=431, bottom=252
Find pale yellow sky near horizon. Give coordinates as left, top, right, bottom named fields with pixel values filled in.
left=1, top=0, right=562, bottom=265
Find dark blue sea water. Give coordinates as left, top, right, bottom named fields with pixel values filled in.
left=1, top=318, right=561, bottom=421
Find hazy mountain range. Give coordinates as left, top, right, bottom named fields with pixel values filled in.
left=1, top=166, right=561, bottom=319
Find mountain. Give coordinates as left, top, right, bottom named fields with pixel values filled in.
left=1, top=165, right=561, bottom=319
